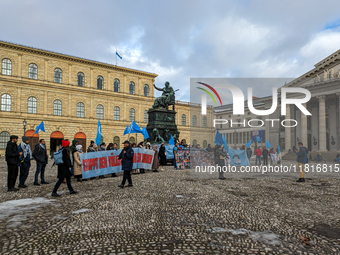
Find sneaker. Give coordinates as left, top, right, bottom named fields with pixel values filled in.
left=33, top=182, right=40, bottom=186
left=41, top=181, right=49, bottom=184
left=296, top=178, right=305, bottom=182
left=70, top=190, right=78, bottom=194
left=51, top=192, right=61, bottom=197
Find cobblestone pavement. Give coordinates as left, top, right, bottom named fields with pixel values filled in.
left=0, top=160, right=340, bottom=254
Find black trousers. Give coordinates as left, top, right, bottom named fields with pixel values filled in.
left=7, top=164, right=18, bottom=189
left=263, top=156, right=268, bottom=165
left=121, top=170, right=132, bottom=185
left=20, top=161, right=31, bottom=185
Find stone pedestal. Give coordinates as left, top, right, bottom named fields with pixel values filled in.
left=146, top=108, right=179, bottom=144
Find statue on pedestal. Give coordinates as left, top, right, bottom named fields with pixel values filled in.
left=151, top=81, right=177, bottom=110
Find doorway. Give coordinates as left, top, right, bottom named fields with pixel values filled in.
left=74, top=132, right=86, bottom=151
left=25, top=130, right=39, bottom=151
left=50, top=131, right=64, bottom=154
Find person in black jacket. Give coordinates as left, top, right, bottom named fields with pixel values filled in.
left=118, top=140, right=134, bottom=188
left=32, top=139, right=49, bottom=186
left=5, top=135, right=22, bottom=192
left=262, top=147, right=269, bottom=165
left=51, top=140, right=78, bottom=197
left=159, top=144, right=166, bottom=170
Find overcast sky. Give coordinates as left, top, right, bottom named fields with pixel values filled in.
left=1, top=0, right=340, bottom=102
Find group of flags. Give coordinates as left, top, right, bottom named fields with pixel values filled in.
left=123, top=120, right=149, bottom=139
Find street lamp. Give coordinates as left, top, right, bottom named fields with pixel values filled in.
left=23, top=119, right=27, bottom=136
left=234, top=128, right=237, bottom=149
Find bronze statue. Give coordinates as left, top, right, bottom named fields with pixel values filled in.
left=151, top=81, right=177, bottom=110
left=152, top=128, right=165, bottom=144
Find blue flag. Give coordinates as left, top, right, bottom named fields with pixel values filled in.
left=256, top=135, right=262, bottom=143
left=245, top=139, right=252, bottom=148
left=142, top=126, right=149, bottom=139
left=265, top=140, right=271, bottom=149
left=278, top=145, right=280, bottom=154
left=222, top=133, right=229, bottom=153
left=214, top=130, right=224, bottom=146
left=169, top=135, right=175, bottom=145
left=130, top=121, right=143, bottom=134
left=95, top=120, right=102, bottom=146
left=123, top=125, right=130, bottom=135
left=34, top=121, right=45, bottom=134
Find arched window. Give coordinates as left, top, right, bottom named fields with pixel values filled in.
left=53, top=100, right=62, bottom=116
left=114, top=79, right=120, bottom=92
left=114, top=106, right=120, bottom=120
left=77, top=72, right=85, bottom=87
left=181, top=114, right=186, bottom=126
left=77, top=102, right=85, bottom=118
left=192, top=115, right=197, bottom=127
left=54, top=68, right=62, bottom=83
left=97, top=76, right=103, bottom=90
left=2, top=58, right=12, bottom=75
left=192, top=139, right=197, bottom=146
left=0, top=131, right=10, bottom=149
left=203, top=140, right=207, bottom=148
left=113, top=136, right=120, bottom=148
left=28, top=63, right=38, bottom=79
left=144, top=84, right=149, bottom=96
left=28, top=97, right=37, bottom=114
left=203, top=116, right=207, bottom=128
left=129, top=137, right=135, bottom=144
left=129, top=108, right=135, bottom=121
left=1, top=94, right=11, bottom=111
left=129, top=82, right=135, bottom=95
left=144, top=110, right=148, bottom=123
left=97, top=104, right=104, bottom=119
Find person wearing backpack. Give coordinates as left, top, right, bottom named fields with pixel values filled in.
left=32, top=139, right=49, bottom=186
left=294, top=142, right=308, bottom=183
left=51, top=140, right=78, bottom=197
left=18, top=136, right=33, bottom=188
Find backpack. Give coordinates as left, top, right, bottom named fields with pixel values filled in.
left=53, top=148, right=64, bottom=165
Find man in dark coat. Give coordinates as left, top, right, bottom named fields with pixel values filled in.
left=32, top=139, right=49, bottom=186
left=159, top=144, right=167, bottom=170
left=18, top=136, right=32, bottom=188
left=5, top=135, right=22, bottom=191
left=262, top=147, right=269, bottom=165
left=294, top=142, right=308, bottom=182
left=51, top=140, right=78, bottom=197
left=118, top=140, right=134, bottom=188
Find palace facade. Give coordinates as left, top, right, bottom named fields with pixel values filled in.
left=0, top=41, right=214, bottom=154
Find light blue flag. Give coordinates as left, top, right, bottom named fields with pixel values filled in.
left=123, top=125, right=130, bottom=135
left=130, top=121, right=143, bottom=134
left=34, top=121, right=45, bottom=134
left=256, top=135, right=262, bottom=143
left=95, top=120, right=102, bottom=146
left=265, top=140, right=271, bottom=149
left=142, top=126, right=149, bottom=139
left=228, top=148, right=250, bottom=166
left=116, top=50, right=122, bottom=59
left=278, top=145, right=280, bottom=154
left=169, top=135, right=175, bottom=145
left=222, top=133, right=229, bottom=153
left=245, top=139, right=252, bottom=148
left=214, top=130, right=224, bottom=145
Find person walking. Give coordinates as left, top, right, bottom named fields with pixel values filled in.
left=262, top=147, right=269, bottom=165
left=294, top=142, right=308, bottom=182
left=18, top=136, right=33, bottom=188
left=255, top=147, right=262, bottom=165
left=5, top=135, right=22, bottom=192
left=152, top=144, right=160, bottom=172
left=107, top=143, right=118, bottom=178
left=246, top=147, right=252, bottom=164
left=159, top=143, right=166, bottom=171
left=118, top=140, right=134, bottom=188
left=173, top=142, right=178, bottom=169
left=51, top=140, right=78, bottom=197
left=73, top=144, right=85, bottom=182
left=32, top=139, right=49, bottom=186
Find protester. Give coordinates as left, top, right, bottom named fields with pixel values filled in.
left=99, top=142, right=106, bottom=151
left=255, top=147, right=262, bottom=165
left=316, top=153, right=322, bottom=163
left=294, top=142, right=308, bottom=182
left=152, top=144, right=160, bottom=172
left=269, top=148, right=275, bottom=164
left=69, top=139, right=79, bottom=176
left=214, top=145, right=226, bottom=180
left=262, top=147, right=269, bottom=165
left=173, top=142, right=178, bottom=169
left=118, top=140, right=134, bottom=188
left=131, top=143, right=136, bottom=148
left=32, top=139, right=49, bottom=186
left=196, top=144, right=201, bottom=149
left=52, top=140, right=78, bottom=196
left=107, top=143, right=118, bottom=177
left=146, top=142, right=151, bottom=150
left=73, top=144, right=85, bottom=182
left=180, top=140, right=186, bottom=147
left=5, top=135, right=22, bottom=192
left=87, top=140, right=95, bottom=152
left=138, top=141, right=145, bottom=174
left=18, top=136, right=32, bottom=188
left=246, top=147, right=252, bottom=164
left=159, top=143, right=166, bottom=170
left=205, top=144, right=213, bottom=152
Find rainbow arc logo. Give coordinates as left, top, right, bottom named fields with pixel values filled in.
left=196, top=82, right=222, bottom=106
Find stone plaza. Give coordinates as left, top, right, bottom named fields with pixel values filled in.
left=1, top=159, right=340, bottom=254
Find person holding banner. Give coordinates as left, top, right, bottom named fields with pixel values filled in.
left=152, top=144, right=160, bottom=172
left=118, top=140, right=134, bottom=188
left=107, top=143, right=118, bottom=178
left=73, top=145, right=85, bottom=182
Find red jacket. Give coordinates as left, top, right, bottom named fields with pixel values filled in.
left=255, top=149, right=262, bottom=156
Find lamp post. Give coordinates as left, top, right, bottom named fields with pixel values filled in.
left=23, top=119, right=27, bottom=136
left=234, top=128, right=237, bottom=149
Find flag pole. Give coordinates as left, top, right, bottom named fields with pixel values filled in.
left=116, top=46, right=117, bottom=66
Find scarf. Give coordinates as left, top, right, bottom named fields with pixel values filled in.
left=39, top=143, right=46, bottom=150
left=21, top=142, right=32, bottom=159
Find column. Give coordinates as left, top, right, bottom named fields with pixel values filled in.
left=300, top=103, right=308, bottom=147
left=285, top=104, right=291, bottom=151
left=317, top=95, right=327, bottom=151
